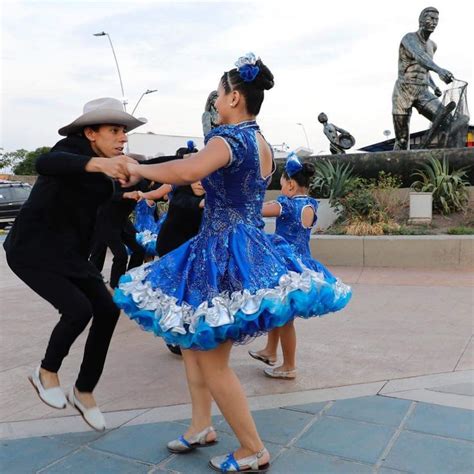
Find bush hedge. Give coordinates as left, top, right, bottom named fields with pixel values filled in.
left=284, top=148, right=474, bottom=189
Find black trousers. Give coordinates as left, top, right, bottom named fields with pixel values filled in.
left=8, top=262, right=120, bottom=392
left=90, top=221, right=145, bottom=288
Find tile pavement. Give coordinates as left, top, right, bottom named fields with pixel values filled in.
left=1, top=395, right=473, bottom=473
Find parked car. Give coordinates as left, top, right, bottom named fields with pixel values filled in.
left=0, top=180, right=32, bottom=228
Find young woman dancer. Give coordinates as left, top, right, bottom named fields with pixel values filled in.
left=114, top=54, right=351, bottom=472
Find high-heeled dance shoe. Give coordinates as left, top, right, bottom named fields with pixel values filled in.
left=167, top=426, right=218, bottom=453
left=67, top=387, right=106, bottom=431
left=209, top=448, right=270, bottom=472
left=28, top=365, right=67, bottom=409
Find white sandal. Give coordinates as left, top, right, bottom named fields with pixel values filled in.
left=263, top=367, right=297, bottom=379
left=209, top=448, right=270, bottom=472
left=167, top=426, right=218, bottom=453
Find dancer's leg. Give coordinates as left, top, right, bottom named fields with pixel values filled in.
left=196, top=341, right=268, bottom=463
left=180, top=349, right=216, bottom=441
left=252, top=328, right=279, bottom=363
left=107, top=234, right=129, bottom=288
left=7, top=264, right=94, bottom=390
left=277, top=320, right=297, bottom=371
left=74, top=277, right=120, bottom=399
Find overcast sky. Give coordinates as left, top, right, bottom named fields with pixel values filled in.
left=2, top=0, right=473, bottom=155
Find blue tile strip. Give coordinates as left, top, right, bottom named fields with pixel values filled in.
left=1, top=396, right=472, bottom=474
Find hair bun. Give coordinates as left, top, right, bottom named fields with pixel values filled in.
left=302, top=162, right=316, bottom=178
left=253, top=59, right=274, bottom=91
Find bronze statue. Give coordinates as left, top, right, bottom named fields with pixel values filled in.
left=202, top=90, right=219, bottom=136
left=318, top=112, right=355, bottom=154
left=392, top=7, right=455, bottom=150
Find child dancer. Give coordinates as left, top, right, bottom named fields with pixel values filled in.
left=249, top=152, right=351, bottom=379
left=134, top=185, right=172, bottom=256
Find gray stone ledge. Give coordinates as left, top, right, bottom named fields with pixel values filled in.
left=311, top=235, right=474, bottom=268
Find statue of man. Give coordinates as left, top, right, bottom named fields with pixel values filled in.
left=392, top=7, right=454, bottom=150
left=317, top=112, right=355, bottom=154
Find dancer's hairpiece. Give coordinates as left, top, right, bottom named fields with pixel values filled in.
left=187, top=140, right=196, bottom=152
left=285, top=152, right=303, bottom=177
left=235, top=52, right=260, bottom=83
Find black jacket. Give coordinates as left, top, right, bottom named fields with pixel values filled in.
left=92, top=154, right=181, bottom=242
left=156, top=185, right=204, bottom=256
left=4, top=136, right=115, bottom=278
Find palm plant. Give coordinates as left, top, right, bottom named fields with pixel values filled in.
left=310, top=160, right=356, bottom=204
left=411, top=157, right=470, bottom=214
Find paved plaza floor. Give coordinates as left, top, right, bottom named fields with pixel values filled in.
left=1, top=241, right=473, bottom=473
left=1, top=378, right=473, bottom=473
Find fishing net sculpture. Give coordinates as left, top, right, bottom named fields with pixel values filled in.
left=419, top=79, right=470, bottom=149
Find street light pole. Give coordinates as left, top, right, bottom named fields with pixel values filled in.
left=131, top=89, right=158, bottom=116
left=296, top=122, right=310, bottom=148
left=93, top=31, right=127, bottom=111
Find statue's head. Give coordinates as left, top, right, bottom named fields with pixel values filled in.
left=318, top=112, right=328, bottom=124
left=418, top=7, right=439, bottom=32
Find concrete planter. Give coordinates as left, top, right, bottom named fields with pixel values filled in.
left=310, top=235, right=474, bottom=268
left=262, top=198, right=339, bottom=233
left=314, top=199, right=340, bottom=231
left=263, top=217, right=276, bottom=233
left=408, top=192, right=433, bottom=224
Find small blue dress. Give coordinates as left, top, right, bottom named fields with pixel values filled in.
left=134, top=199, right=167, bottom=256
left=114, top=121, right=351, bottom=350
left=272, top=195, right=336, bottom=280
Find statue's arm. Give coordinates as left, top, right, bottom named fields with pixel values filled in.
left=334, top=125, right=349, bottom=134
left=402, top=35, right=453, bottom=84
left=402, top=35, right=441, bottom=73
left=428, top=74, right=442, bottom=97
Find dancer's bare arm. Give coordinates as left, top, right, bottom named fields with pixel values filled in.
left=121, top=139, right=230, bottom=187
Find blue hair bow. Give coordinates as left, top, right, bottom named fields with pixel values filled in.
left=235, top=52, right=260, bottom=83
left=285, top=152, right=303, bottom=177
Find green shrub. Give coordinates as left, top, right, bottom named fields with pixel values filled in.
left=310, top=160, right=357, bottom=203
left=411, top=157, right=470, bottom=214
left=447, top=226, right=474, bottom=235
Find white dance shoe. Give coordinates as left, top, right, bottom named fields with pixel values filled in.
left=28, top=365, right=67, bottom=409
left=67, top=387, right=106, bottom=431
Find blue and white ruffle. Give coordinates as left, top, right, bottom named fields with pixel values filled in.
left=114, top=263, right=351, bottom=351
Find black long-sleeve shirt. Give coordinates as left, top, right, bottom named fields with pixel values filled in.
left=156, top=186, right=204, bottom=257
left=4, top=141, right=184, bottom=276
left=4, top=136, right=114, bottom=278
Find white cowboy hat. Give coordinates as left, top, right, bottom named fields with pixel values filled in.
left=58, top=98, right=147, bottom=136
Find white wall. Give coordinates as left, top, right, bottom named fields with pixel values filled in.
left=127, top=133, right=205, bottom=157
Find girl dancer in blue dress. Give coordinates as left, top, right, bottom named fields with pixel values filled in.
left=134, top=186, right=171, bottom=256
left=249, top=153, right=351, bottom=380
left=114, top=53, right=351, bottom=472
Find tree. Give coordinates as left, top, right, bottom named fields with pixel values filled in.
left=0, top=149, right=28, bottom=172
left=14, top=147, right=51, bottom=175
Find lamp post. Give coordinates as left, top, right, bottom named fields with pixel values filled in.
left=131, top=89, right=158, bottom=115
left=296, top=122, right=310, bottom=148
left=93, top=31, right=127, bottom=111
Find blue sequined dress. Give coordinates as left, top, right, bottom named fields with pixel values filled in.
left=272, top=195, right=337, bottom=281
left=134, top=199, right=167, bottom=256
left=114, top=121, right=351, bottom=350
